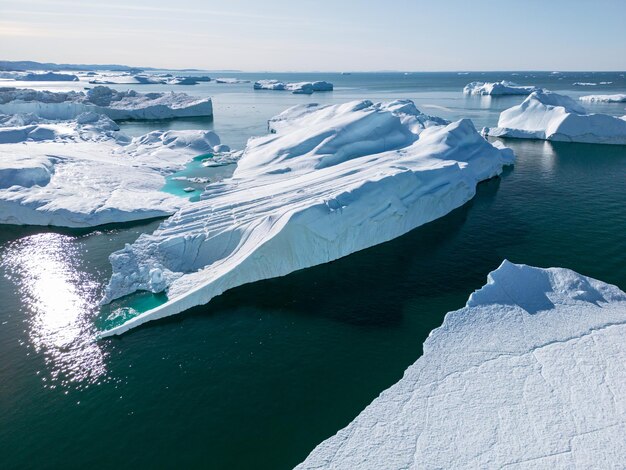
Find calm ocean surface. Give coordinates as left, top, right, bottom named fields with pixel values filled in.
left=1, top=72, right=625, bottom=469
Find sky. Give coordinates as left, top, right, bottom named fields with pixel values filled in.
left=1, top=0, right=625, bottom=71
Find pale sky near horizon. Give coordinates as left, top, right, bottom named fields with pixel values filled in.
left=1, top=0, right=625, bottom=71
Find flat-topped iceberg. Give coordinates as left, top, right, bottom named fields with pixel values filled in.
left=0, top=86, right=213, bottom=120
left=215, top=78, right=251, bottom=84
left=485, top=91, right=626, bottom=145
left=0, top=112, right=221, bottom=227
left=463, top=81, right=541, bottom=95
left=98, top=99, right=513, bottom=336
left=297, top=261, right=626, bottom=469
left=253, top=80, right=333, bottom=94
left=580, top=94, right=626, bottom=103
left=15, top=72, right=79, bottom=82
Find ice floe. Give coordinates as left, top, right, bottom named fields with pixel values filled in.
left=253, top=80, right=334, bottom=94
left=463, top=81, right=542, bottom=95
left=0, top=112, right=221, bottom=226
left=485, top=91, right=626, bottom=145
left=297, top=261, right=626, bottom=469
left=579, top=94, right=626, bottom=103
left=0, top=86, right=213, bottom=120
left=98, top=99, right=513, bottom=336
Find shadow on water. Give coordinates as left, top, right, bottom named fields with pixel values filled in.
left=118, top=174, right=520, bottom=334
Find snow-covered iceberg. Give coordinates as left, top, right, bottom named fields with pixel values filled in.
left=253, top=80, right=333, bottom=94
left=0, top=86, right=213, bottom=120
left=463, top=81, right=541, bottom=95
left=87, top=73, right=210, bottom=86
left=0, top=112, right=221, bottom=226
left=580, top=94, right=626, bottom=103
left=215, top=78, right=251, bottom=84
left=297, top=261, right=626, bottom=469
left=485, top=91, right=626, bottom=145
left=98, top=99, right=513, bottom=336
left=16, top=72, right=79, bottom=82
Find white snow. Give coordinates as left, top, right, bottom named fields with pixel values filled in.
left=463, top=81, right=541, bottom=96
left=253, top=80, right=334, bottom=94
left=297, top=261, right=626, bottom=469
left=98, top=99, right=513, bottom=337
left=0, top=86, right=213, bottom=120
left=0, top=112, right=221, bottom=226
left=579, top=94, right=626, bottom=103
left=485, top=91, right=626, bottom=145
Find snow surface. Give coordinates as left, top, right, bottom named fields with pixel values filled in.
left=579, top=94, right=626, bottom=103
left=0, top=112, right=221, bottom=226
left=253, top=80, right=333, bottom=94
left=98, top=99, right=513, bottom=336
left=485, top=91, right=626, bottom=145
left=0, top=86, right=213, bottom=120
left=297, top=261, right=626, bottom=469
left=463, top=81, right=541, bottom=96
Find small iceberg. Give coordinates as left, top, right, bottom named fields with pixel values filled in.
left=579, top=94, right=626, bottom=103
left=463, top=80, right=541, bottom=95
left=484, top=91, right=626, bottom=145
left=0, top=86, right=213, bottom=120
left=98, top=99, right=513, bottom=336
left=0, top=112, right=222, bottom=227
left=297, top=261, right=626, bottom=469
left=573, top=82, right=597, bottom=86
left=215, top=78, right=251, bottom=84
left=253, top=80, right=334, bottom=94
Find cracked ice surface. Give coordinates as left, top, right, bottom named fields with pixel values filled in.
left=297, top=261, right=626, bottom=469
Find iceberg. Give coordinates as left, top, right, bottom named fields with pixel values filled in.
left=484, top=91, right=626, bottom=145
left=16, top=72, right=79, bottom=82
left=98, top=99, right=513, bottom=336
left=573, top=82, right=597, bottom=86
left=297, top=261, right=626, bottom=469
left=0, top=86, right=213, bottom=120
left=0, top=112, right=221, bottom=227
left=580, top=94, right=626, bottom=103
left=463, top=81, right=541, bottom=95
left=215, top=78, right=251, bottom=84
left=253, top=80, right=333, bottom=94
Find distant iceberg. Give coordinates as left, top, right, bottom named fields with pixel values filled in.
left=573, top=82, right=597, bottom=86
left=0, top=86, right=213, bottom=120
left=463, top=81, right=541, bottom=95
left=98, top=99, right=513, bottom=336
left=580, top=94, right=626, bottom=103
left=88, top=73, right=210, bottom=86
left=297, top=261, right=626, bottom=469
left=0, top=112, right=221, bottom=227
left=215, top=78, right=251, bottom=84
left=253, top=80, right=334, bottom=94
left=15, top=72, right=80, bottom=82
left=485, top=91, right=626, bottom=145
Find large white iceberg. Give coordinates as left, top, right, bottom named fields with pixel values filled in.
left=485, top=91, right=626, bottom=145
left=253, top=80, right=334, bottom=94
left=463, top=81, right=541, bottom=96
left=98, top=99, right=513, bottom=336
left=580, top=94, right=626, bottom=103
left=0, top=112, right=221, bottom=227
left=297, top=261, right=626, bottom=469
left=0, top=86, right=213, bottom=120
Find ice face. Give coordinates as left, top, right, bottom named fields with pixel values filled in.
left=98, top=99, right=514, bottom=337
left=485, top=91, right=626, bottom=145
left=297, top=261, right=626, bottom=469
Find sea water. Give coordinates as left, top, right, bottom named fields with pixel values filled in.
left=1, top=72, right=625, bottom=469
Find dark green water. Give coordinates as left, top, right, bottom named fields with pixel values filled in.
left=1, top=137, right=625, bottom=469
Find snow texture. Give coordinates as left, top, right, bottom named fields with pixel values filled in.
left=0, top=86, right=213, bottom=120
left=297, top=261, right=626, bottom=469
left=98, top=99, right=513, bottom=336
left=485, top=91, right=626, bottom=145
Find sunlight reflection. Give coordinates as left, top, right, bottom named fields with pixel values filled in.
left=1, top=233, right=108, bottom=387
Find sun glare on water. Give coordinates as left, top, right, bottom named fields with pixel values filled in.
left=1, top=232, right=108, bottom=388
